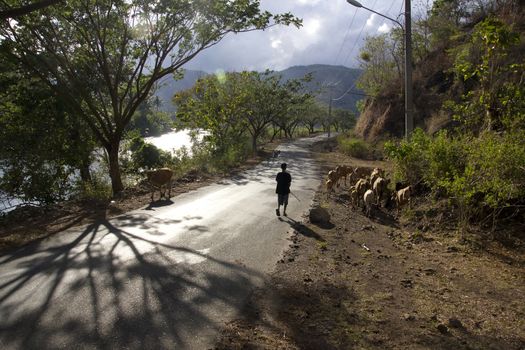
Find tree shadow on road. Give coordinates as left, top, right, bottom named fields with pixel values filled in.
left=0, top=215, right=265, bottom=349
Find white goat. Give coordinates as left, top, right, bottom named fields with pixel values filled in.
left=363, top=189, right=375, bottom=217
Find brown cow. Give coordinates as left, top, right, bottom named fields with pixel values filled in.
left=146, top=168, right=173, bottom=201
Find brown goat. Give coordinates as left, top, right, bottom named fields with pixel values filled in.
left=146, top=168, right=173, bottom=201
left=395, top=185, right=412, bottom=214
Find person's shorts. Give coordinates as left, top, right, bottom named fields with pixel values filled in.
left=278, top=193, right=289, bottom=206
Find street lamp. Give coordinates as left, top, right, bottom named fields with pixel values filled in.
left=347, top=0, right=413, bottom=139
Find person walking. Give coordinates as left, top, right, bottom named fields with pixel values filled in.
left=275, top=162, right=292, bottom=216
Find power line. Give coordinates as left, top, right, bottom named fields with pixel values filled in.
left=333, top=7, right=358, bottom=67
left=341, top=0, right=379, bottom=67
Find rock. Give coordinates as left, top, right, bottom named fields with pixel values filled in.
left=424, top=268, right=437, bottom=275
left=403, top=313, right=416, bottom=321
left=401, top=279, right=413, bottom=288
left=448, top=317, right=463, bottom=328
left=437, top=324, right=449, bottom=334
left=447, top=246, right=459, bottom=252
left=309, top=206, right=331, bottom=224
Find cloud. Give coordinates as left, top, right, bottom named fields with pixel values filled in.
left=366, top=13, right=376, bottom=27
left=185, top=0, right=409, bottom=72
left=378, top=23, right=391, bottom=33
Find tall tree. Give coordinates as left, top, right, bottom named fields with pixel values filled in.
left=0, top=50, right=96, bottom=203
left=174, top=72, right=250, bottom=155
left=0, top=0, right=300, bottom=194
left=356, top=34, right=401, bottom=96
left=300, top=99, right=324, bottom=134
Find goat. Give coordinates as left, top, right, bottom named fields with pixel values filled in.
left=337, top=165, right=353, bottom=187
left=354, top=166, right=371, bottom=179
left=146, top=168, right=173, bottom=201
left=363, top=189, right=375, bottom=217
left=354, top=178, right=370, bottom=207
left=395, top=185, right=412, bottom=214
left=326, top=179, right=335, bottom=193
left=349, top=186, right=359, bottom=208
left=370, top=167, right=384, bottom=187
left=327, top=170, right=340, bottom=189
left=373, top=177, right=388, bottom=206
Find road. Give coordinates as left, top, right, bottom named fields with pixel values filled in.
left=0, top=134, right=325, bottom=349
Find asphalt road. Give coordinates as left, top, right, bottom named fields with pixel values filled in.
left=0, top=134, right=325, bottom=349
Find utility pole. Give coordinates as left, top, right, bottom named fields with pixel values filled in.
left=328, top=93, right=332, bottom=137
left=404, top=0, right=414, bottom=139
left=347, top=0, right=414, bottom=139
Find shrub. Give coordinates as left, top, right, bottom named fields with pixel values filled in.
left=385, top=128, right=525, bottom=226
left=338, top=136, right=371, bottom=159
left=384, top=128, right=430, bottom=185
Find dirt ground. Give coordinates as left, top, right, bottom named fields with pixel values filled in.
left=214, top=140, right=525, bottom=349
left=1, top=138, right=524, bottom=349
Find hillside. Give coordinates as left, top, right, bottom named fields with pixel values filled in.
left=354, top=1, right=525, bottom=140
left=153, top=64, right=363, bottom=113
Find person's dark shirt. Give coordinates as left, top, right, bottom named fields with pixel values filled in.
left=276, top=171, right=292, bottom=194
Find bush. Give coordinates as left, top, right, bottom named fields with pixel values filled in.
left=338, top=136, right=371, bottom=159
left=384, top=129, right=431, bottom=185
left=385, top=128, right=525, bottom=225
left=125, top=136, right=173, bottom=171
left=78, top=178, right=112, bottom=202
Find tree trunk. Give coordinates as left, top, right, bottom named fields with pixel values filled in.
left=107, top=140, right=124, bottom=195
left=270, top=127, right=279, bottom=142
left=252, top=134, right=258, bottom=157
left=79, top=158, right=92, bottom=183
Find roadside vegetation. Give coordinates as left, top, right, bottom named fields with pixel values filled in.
left=338, top=0, right=525, bottom=241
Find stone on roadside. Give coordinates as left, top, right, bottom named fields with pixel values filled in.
left=309, top=206, right=331, bottom=224
left=437, top=324, right=449, bottom=334
left=448, top=317, right=463, bottom=328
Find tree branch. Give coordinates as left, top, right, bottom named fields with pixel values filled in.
left=0, top=0, right=62, bottom=20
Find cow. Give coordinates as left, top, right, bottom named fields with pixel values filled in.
left=146, top=168, right=173, bottom=201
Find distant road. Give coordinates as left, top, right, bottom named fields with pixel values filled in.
left=0, top=134, right=326, bottom=349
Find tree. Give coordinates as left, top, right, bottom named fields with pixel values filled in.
left=128, top=96, right=173, bottom=137
left=448, top=17, right=522, bottom=133
left=0, top=0, right=62, bottom=20
left=300, top=99, right=324, bottom=134
left=356, top=34, right=401, bottom=96
left=0, top=0, right=300, bottom=194
left=175, top=70, right=311, bottom=156
left=332, top=108, right=356, bottom=132
left=268, top=73, right=311, bottom=139
left=174, top=72, right=250, bottom=157
left=0, top=50, right=96, bottom=203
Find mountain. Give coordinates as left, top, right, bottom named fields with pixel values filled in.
left=278, top=64, right=363, bottom=112
left=153, top=64, right=363, bottom=113
left=154, top=70, right=208, bottom=113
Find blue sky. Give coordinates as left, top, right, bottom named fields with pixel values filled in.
left=186, top=0, right=432, bottom=73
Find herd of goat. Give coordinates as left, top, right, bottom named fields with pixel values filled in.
left=143, top=165, right=413, bottom=219
left=325, top=165, right=412, bottom=218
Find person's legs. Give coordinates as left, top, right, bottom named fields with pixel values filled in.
left=283, top=194, right=289, bottom=216
left=276, top=194, right=283, bottom=216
